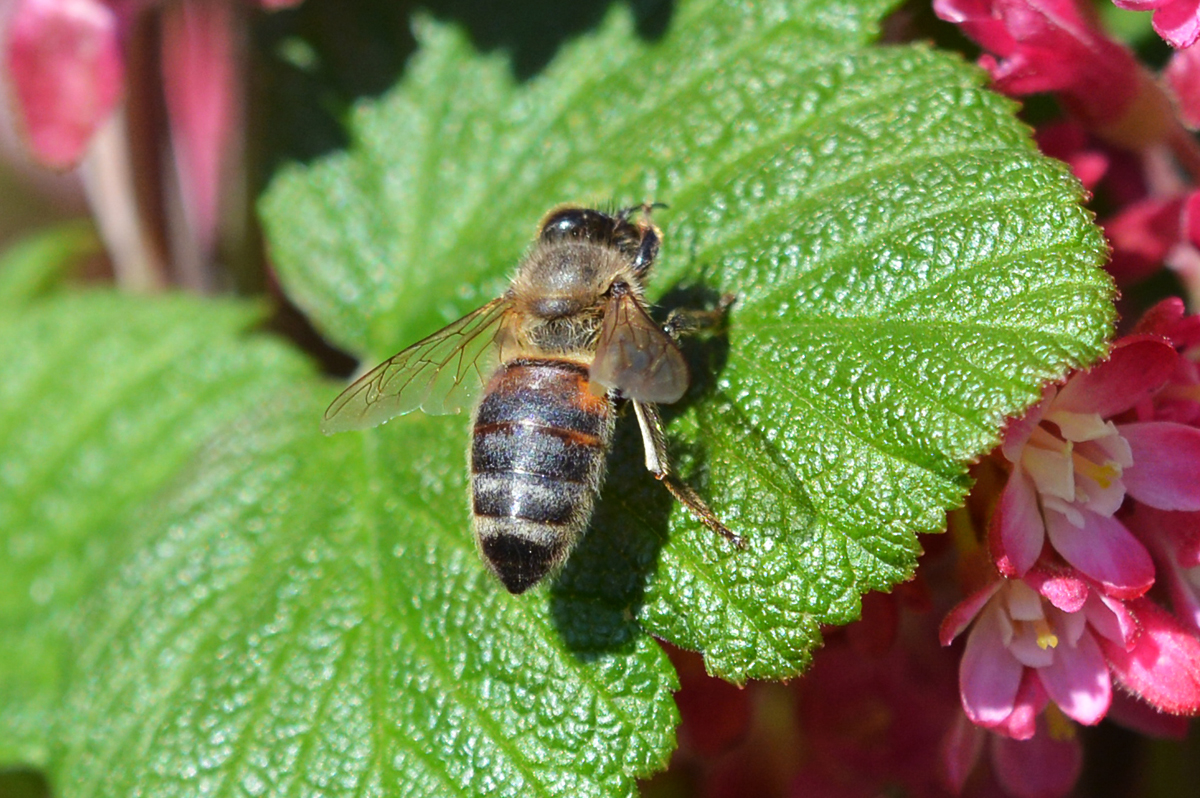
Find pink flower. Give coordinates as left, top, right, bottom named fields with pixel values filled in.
left=1128, top=505, right=1200, bottom=634
left=933, top=0, right=1143, bottom=128
left=3, top=0, right=301, bottom=287
left=5, top=0, right=302, bottom=168
left=4, top=0, right=131, bottom=169
left=1131, top=298, right=1200, bottom=424
left=1166, top=44, right=1200, bottom=127
left=941, top=711, right=1083, bottom=798
left=943, top=568, right=1200, bottom=740
left=1114, top=0, right=1200, bottom=49
left=990, top=336, right=1200, bottom=595
left=941, top=571, right=1129, bottom=734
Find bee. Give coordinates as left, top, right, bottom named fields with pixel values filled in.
left=322, top=204, right=741, bottom=594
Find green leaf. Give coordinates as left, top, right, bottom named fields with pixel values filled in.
left=53, top=397, right=678, bottom=798
left=263, top=0, right=1112, bottom=682
left=0, top=221, right=99, bottom=310
left=2, top=292, right=676, bottom=795
left=6, top=0, right=1119, bottom=794
left=0, top=292, right=313, bottom=766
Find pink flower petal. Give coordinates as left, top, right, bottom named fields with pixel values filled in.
left=1128, top=503, right=1200, bottom=567
left=1026, top=565, right=1089, bottom=612
left=940, top=580, right=1003, bottom=646
left=1120, top=422, right=1200, bottom=510
left=989, top=670, right=1048, bottom=739
left=1053, top=337, right=1177, bottom=418
left=1131, top=297, right=1188, bottom=339
left=933, top=0, right=1142, bottom=127
left=989, top=717, right=1083, bottom=798
left=1044, top=510, right=1155, bottom=599
left=1151, top=0, right=1200, bottom=49
left=1084, top=592, right=1140, bottom=648
left=990, top=469, right=1047, bottom=577
left=1036, top=629, right=1112, bottom=724
left=940, top=713, right=985, bottom=794
left=960, top=602, right=1026, bottom=726
left=1112, top=1, right=1165, bottom=14
left=5, top=0, right=126, bottom=169
left=1002, top=388, right=1053, bottom=462
left=161, top=0, right=240, bottom=256
left=1166, top=44, right=1200, bottom=128
left=1009, top=626, right=1056, bottom=668
left=1128, top=506, right=1200, bottom=633
left=1101, top=598, right=1200, bottom=714
left=1103, top=197, right=1187, bottom=285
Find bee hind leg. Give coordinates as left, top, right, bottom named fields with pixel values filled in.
left=631, top=399, right=744, bottom=548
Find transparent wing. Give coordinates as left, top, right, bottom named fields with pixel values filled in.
left=590, top=292, right=689, bottom=404
left=322, top=297, right=513, bottom=433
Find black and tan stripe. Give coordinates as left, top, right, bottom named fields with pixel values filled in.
left=469, top=358, right=614, bottom=593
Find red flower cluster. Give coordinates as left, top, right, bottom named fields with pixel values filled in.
left=931, top=2, right=1200, bottom=795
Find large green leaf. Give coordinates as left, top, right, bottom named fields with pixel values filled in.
left=52, top=394, right=677, bottom=798
left=0, top=292, right=313, bottom=766
left=2, top=305, right=675, bottom=795
left=263, top=0, right=1112, bottom=680
left=1, top=0, right=1118, bottom=795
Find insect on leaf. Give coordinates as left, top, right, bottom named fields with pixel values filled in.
left=322, top=296, right=512, bottom=432
left=590, top=290, right=688, bottom=403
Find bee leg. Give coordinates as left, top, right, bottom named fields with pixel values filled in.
left=662, top=293, right=737, bottom=339
left=616, top=201, right=668, bottom=223
left=631, top=399, right=745, bottom=547
left=630, top=224, right=661, bottom=276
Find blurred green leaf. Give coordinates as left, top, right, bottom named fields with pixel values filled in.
left=263, top=0, right=1112, bottom=680
left=0, top=293, right=312, bottom=766
left=0, top=221, right=99, bottom=310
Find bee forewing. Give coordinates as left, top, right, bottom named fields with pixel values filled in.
left=321, top=298, right=513, bottom=434
left=589, top=292, right=689, bottom=404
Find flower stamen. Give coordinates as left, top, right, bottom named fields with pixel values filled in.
left=1034, top=618, right=1059, bottom=650
left=1071, top=451, right=1120, bottom=488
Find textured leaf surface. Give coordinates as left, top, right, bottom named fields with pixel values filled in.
left=54, top=396, right=677, bottom=798
left=4, top=0, right=1119, bottom=795
left=264, top=0, right=1112, bottom=682
left=2, top=290, right=677, bottom=796
left=0, top=293, right=311, bottom=765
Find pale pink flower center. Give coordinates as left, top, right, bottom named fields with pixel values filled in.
left=1020, top=409, right=1133, bottom=526
left=991, top=581, right=1095, bottom=671
left=998, top=581, right=1059, bottom=664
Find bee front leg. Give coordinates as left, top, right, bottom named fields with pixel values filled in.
left=631, top=399, right=744, bottom=547
left=662, top=293, right=736, bottom=339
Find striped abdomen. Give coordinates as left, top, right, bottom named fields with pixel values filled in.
left=470, top=359, right=614, bottom=594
